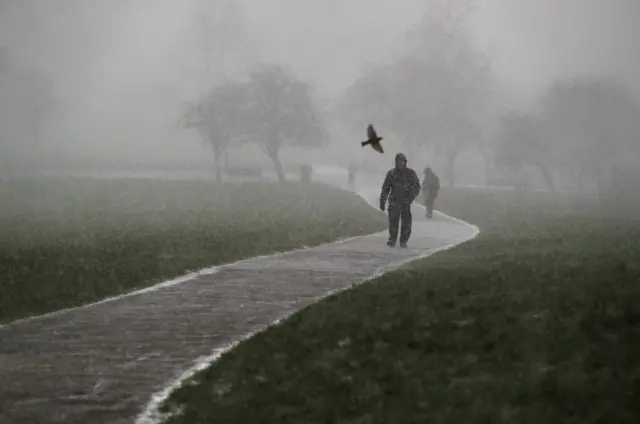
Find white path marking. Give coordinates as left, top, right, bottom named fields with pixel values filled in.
left=0, top=225, right=369, bottom=330
left=135, top=176, right=480, bottom=424
left=0, top=166, right=480, bottom=423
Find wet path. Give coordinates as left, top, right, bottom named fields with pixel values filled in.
left=0, top=170, right=478, bottom=424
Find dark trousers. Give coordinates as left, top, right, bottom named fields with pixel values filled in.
left=388, top=203, right=412, bottom=245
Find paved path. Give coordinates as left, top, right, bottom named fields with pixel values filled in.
left=0, top=170, right=478, bottom=424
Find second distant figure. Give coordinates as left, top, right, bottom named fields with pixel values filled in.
left=422, top=166, right=440, bottom=219
left=380, top=153, right=421, bottom=248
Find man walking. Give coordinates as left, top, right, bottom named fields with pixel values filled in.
left=380, top=153, right=421, bottom=248
left=422, top=166, right=440, bottom=219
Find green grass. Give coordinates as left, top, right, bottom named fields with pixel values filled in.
left=0, top=178, right=386, bottom=323
left=160, top=187, right=640, bottom=424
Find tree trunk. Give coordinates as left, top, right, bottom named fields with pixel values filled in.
left=537, top=163, right=556, bottom=193
left=269, top=154, right=285, bottom=182
left=266, top=141, right=286, bottom=182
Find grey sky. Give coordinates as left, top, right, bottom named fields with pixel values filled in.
left=473, top=0, right=640, bottom=95
left=241, top=0, right=640, bottom=98
left=4, top=0, right=639, bottom=96
left=1, top=0, right=639, bottom=165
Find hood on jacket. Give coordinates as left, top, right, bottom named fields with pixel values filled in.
left=395, top=153, right=407, bottom=168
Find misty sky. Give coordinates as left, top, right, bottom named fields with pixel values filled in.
left=1, top=0, right=639, bottom=164
left=241, top=0, right=640, bottom=98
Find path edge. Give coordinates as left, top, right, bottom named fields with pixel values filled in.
left=0, top=193, right=379, bottom=330
left=135, top=189, right=480, bottom=424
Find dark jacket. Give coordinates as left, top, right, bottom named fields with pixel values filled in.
left=422, top=170, right=440, bottom=199
left=381, top=166, right=421, bottom=206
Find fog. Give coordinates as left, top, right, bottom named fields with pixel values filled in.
left=1, top=0, right=639, bottom=187
left=3, top=4, right=640, bottom=422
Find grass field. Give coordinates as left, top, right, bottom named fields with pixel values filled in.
left=0, top=178, right=386, bottom=324
left=160, top=187, right=640, bottom=424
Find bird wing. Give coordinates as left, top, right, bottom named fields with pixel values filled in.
left=367, top=124, right=377, bottom=140
left=372, top=142, right=384, bottom=154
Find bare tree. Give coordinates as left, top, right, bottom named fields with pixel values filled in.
left=180, top=81, right=248, bottom=181
left=243, top=64, right=328, bottom=182
left=180, top=0, right=258, bottom=174
left=187, top=64, right=328, bottom=183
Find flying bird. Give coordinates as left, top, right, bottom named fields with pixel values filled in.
left=361, top=124, right=384, bottom=153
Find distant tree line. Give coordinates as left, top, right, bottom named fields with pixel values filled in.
left=184, top=0, right=640, bottom=198
left=336, top=0, right=640, bottom=197
left=496, top=76, right=640, bottom=194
